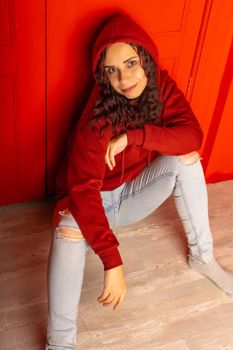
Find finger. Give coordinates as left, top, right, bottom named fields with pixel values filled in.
left=104, top=146, right=108, bottom=164
left=105, top=146, right=113, bottom=171
left=97, top=294, right=109, bottom=302
left=103, top=295, right=118, bottom=305
left=99, top=294, right=112, bottom=303
left=108, top=146, right=116, bottom=168
left=105, top=146, right=113, bottom=170
left=113, top=294, right=125, bottom=311
left=97, top=291, right=110, bottom=302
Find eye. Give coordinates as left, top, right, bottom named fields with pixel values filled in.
left=107, top=66, right=118, bottom=74
left=127, top=60, right=138, bottom=67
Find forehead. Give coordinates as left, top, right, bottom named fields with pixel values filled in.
left=104, top=42, right=138, bottom=65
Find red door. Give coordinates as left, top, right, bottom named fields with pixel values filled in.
left=190, top=0, right=233, bottom=183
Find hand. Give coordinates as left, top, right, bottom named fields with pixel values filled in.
left=97, top=265, right=127, bottom=312
left=179, top=151, right=201, bottom=165
left=105, top=133, right=128, bottom=171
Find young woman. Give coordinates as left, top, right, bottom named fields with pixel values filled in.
left=45, top=13, right=233, bottom=350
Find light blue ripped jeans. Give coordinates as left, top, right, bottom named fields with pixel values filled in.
left=45, top=155, right=213, bottom=350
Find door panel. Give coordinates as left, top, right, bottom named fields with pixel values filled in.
left=205, top=76, right=233, bottom=182
left=190, top=0, right=233, bottom=182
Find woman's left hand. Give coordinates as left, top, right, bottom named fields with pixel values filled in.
left=105, top=133, right=128, bottom=170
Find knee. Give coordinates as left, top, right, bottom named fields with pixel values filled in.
left=178, top=151, right=201, bottom=165
left=56, top=226, right=85, bottom=241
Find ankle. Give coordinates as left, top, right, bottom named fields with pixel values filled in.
left=188, top=254, right=215, bottom=265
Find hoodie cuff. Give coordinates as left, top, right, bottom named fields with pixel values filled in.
left=98, top=246, right=123, bottom=271
left=126, top=128, right=144, bottom=146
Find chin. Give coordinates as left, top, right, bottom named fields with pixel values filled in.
left=125, top=91, right=143, bottom=99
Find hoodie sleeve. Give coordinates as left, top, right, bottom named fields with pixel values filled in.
left=126, top=69, right=203, bottom=154
left=67, top=120, right=123, bottom=271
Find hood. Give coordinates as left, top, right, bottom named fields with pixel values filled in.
left=92, top=14, right=160, bottom=78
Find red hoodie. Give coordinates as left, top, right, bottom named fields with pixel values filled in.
left=54, top=14, right=203, bottom=271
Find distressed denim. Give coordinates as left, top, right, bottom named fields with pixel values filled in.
left=45, top=155, right=213, bottom=349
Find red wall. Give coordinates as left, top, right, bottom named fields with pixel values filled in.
left=0, top=0, right=233, bottom=205
left=0, top=1, right=46, bottom=204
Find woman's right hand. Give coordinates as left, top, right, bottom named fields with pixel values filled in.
left=97, top=265, right=127, bottom=312
left=105, top=133, right=128, bottom=170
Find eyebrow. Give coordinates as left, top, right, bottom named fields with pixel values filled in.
left=104, top=56, right=139, bottom=68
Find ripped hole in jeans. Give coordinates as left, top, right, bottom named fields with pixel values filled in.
left=179, top=151, right=201, bottom=165
left=58, top=208, right=72, bottom=217
left=56, top=226, right=85, bottom=242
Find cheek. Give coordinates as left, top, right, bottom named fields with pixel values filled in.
left=135, top=67, right=147, bottom=82
left=108, top=76, right=119, bottom=90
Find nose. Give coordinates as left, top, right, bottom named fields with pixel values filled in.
left=119, top=69, right=131, bottom=85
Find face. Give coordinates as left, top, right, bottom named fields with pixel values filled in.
left=103, top=42, right=148, bottom=99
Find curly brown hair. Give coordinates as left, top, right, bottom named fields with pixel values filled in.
left=89, top=43, right=163, bottom=136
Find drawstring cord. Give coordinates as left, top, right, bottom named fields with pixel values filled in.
left=147, top=150, right=151, bottom=166
left=120, top=149, right=125, bottom=183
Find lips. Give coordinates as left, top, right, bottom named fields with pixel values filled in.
left=121, top=83, right=138, bottom=93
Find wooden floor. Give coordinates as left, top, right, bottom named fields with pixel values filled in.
left=0, top=180, right=233, bottom=350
